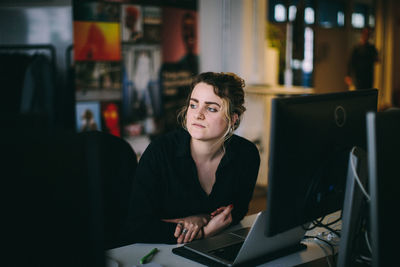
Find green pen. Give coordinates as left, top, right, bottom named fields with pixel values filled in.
left=139, top=248, right=159, bottom=264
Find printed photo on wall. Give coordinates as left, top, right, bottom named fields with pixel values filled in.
left=162, top=7, right=199, bottom=75
left=75, top=61, right=122, bottom=101
left=121, top=4, right=143, bottom=43
left=142, top=6, right=162, bottom=44
left=75, top=101, right=101, bottom=132
left=74, top=21, right=121, bottom=61
left=160, top=7, right=199, bottom=132
left=101, top=101, right=121, bottom=137
left=73, top=1, right=120, bottom=22
left=122, top=45, right=162, bottom=136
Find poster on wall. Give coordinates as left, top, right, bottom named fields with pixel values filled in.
left=101, top=101, right=122, bottom=137
left=160, top=6, right=199, bottom=132
left=73, top=1, right=120, bottom=22
left=73, top=21, right=121, bottom=61
left=122, top=45, right=162, bottom=137
left=142, top=6, right=162, bottom=44
left=121, top=4, right=143, bottom=43
left=75, top=101, right=101, bottom=132
left=75, top=61, right=122, bottom=101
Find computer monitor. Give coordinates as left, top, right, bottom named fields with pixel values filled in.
left=366, top=108, right=400, bottom=267
left=265, top=89, right=378, bottom=237
left=337, top=146, right=370, bottom=267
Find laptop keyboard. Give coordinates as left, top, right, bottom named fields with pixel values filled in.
left=208, top=241, right=244, bottom=262
left=230, top=227, right=250, bottom=238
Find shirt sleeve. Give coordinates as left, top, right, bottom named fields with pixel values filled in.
left=122, top=142, right=177, bottom=244
left=231, top=141, right=261, bottom=225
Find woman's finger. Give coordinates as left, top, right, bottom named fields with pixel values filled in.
left=163, top=218, right=180, bottom=223
left=188, top=226, right=200, bottom=242
left=184, top=227, right=195, bottom=243
left=178, top=227, right=189, bottom=244
left=219, top=204, right=233, bottom=220
left=174, top=222, right=184, bottom=238
left=210, top=207, right=225, bottom=217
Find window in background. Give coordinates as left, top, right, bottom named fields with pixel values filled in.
left=274, top=3, right=286, bottom=22
left=337, top=11, right=345, bottom=26
left=352, top=2, right=375, bottom=28
left=268, top=0, right=314, bottom=87
left=317, top=0, right=345, bottom=28
left=269, top=0, right=314, bottom=24
left=304, top=7, right=315, bottom=24
left=289, top=5, right=297, bottom=21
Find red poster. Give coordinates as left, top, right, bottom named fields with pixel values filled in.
left=74, top=21, right=121, bottom=61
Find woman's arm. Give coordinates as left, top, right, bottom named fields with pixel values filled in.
left=122, top=143, right=178, bottom=244
left=203, top=204, right=233, bottom=238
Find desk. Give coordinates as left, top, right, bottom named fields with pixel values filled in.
left=107, top=213, right=340, bottom=267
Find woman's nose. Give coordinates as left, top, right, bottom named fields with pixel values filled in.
left=196, top=108, right=205, bottom=119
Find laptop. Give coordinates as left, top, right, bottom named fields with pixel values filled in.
left=172, top=211, right=307, bottom=266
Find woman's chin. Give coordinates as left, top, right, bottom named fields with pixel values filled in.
left=188, top=130, right=205, bottom=140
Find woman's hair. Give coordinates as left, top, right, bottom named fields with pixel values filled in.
left=177, top=72, right=246, bottom=142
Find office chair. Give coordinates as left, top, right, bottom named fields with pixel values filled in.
left=2, top=129, right=106, bottom=267
left=78, top=131, right=138, bottom=250
left=2, top=129, right=137, bottom=266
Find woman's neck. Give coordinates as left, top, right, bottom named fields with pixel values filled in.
left=190, top=139, right=224, bottom=162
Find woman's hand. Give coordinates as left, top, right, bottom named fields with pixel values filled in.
left=204, top=204, right=233, bottom=238
left=210, top=206, right=228, bottom=218
left=163, top=214, right=210, bottom=244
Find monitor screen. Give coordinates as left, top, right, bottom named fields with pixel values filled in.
left=265, top=89, right=378, bottom=237
left=367, top=108, right=400, bottom=267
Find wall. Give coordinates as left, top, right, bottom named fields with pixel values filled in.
left=0, top=0, right=74, bottom=129
left=0, top=1, right=73, bottom=88
left=199, top=0, right=267, bottom=84
left=313, top=28, right=348, bottom=93
left=394, top=1, right=400, bottom=106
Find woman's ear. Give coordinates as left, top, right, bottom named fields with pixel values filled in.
left=232, top=113, right=239, bottom=127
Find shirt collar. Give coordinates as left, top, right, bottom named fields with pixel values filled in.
left=175, top=130, right=236, bottom=166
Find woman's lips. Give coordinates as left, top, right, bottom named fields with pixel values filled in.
left=192, top=123, right=205, bottom=128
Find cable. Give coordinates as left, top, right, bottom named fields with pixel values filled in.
left=359, top=255, right=372, bottom=263
left=310, top=215, right=341, bottom=238
left=350, top=147, right=371, bottom=201
left=365, top=229, right=372, bottom=254
left=313, top=221, right=341, bottom=238
left=303, top=212, right=342, bottom=238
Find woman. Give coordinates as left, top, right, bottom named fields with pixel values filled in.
left=123, top=72, right=260, bottom=244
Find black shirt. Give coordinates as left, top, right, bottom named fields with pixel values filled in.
left=123, top=129, right=260, bottom=244
left=348, top=42, right=378, bottom=90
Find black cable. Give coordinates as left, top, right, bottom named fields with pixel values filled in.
left=302, top=215, right=342, bottom=236
left=303, top=216, right=325, bottom=231
left=312, top=220, right=341, bottom=238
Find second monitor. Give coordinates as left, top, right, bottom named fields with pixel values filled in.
left=266, top=89, right=378, bottom=237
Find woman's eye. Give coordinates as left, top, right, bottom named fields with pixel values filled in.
left=207, top=107, right=217, bottom=112
left=190, top=103, right=197, bottom=109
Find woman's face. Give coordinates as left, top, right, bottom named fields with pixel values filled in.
left=186, top=82, right=228, bottom=143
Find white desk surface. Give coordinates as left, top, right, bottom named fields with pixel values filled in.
left=107, top=213, right=340, bottom=267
